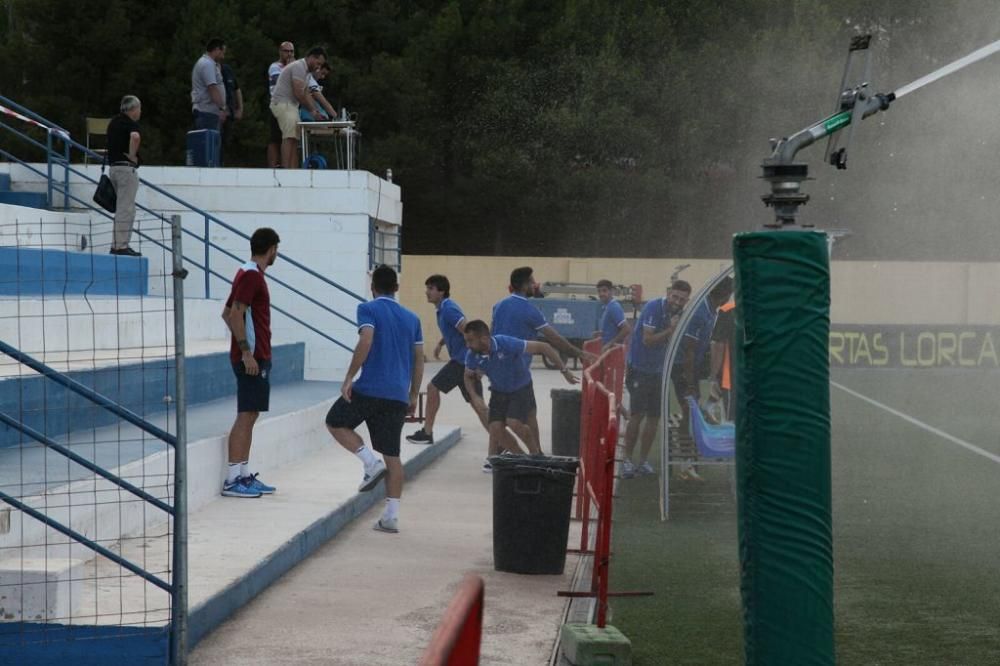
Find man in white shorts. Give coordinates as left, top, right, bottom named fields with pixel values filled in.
left=269, top=46, right=327, bottom=168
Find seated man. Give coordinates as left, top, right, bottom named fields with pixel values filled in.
left=462, top=320, right=577, bottom=470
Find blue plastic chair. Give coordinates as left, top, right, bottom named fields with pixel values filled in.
left=685, top=396, right=735, bottom=459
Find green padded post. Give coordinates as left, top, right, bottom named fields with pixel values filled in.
left=733, top=231, right=834, bottom=666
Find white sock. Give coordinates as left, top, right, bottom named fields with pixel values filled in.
left=226, top=463, right=241, bottom=484
left=240, top=461, right=251, bottom=478
left=355, top=445, right=377, bottom=467
left=383, top=497, right=400, bottom=521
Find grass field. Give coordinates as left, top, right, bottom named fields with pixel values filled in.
left=610, top=369, right=1000, bottom=665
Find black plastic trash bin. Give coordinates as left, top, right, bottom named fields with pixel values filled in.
left=550, top=389, right=582, bottom=457
left=491, top=455, right=580, bottom=574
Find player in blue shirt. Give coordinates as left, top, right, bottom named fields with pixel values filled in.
left=406, top=274, right=516, bottom=453
left=492, top=266, right=596, bottom=446
left=595, top=279, right=632, bottom=351
left=463, top=320, right=577, bottom=469
left=621, top=280, right=691, bottom=479
left=325, top=265, right=424, bottom=534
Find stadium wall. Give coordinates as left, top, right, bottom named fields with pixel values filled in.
left=399, top=256, right=1000, bottom=362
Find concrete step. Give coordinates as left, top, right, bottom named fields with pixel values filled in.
left=0, top=204, right=96, bottom=252
left=0, top=296, right=227, bottom=366
left=0, top=341, right=305, bottom=449
left=0, top=246, right=148, bottom=296
left=0, top=377, right=461, bottom=654
left=66, top=423, right=462, bottom=642
left=0, top=191, right=47, bottom=210
left=0, top=378, right=334, bottom=556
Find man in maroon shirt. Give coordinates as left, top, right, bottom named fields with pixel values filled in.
left=221, top=227, right=280, bottom=498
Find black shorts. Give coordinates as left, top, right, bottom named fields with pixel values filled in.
left=325, top=391, right=407, bottom=457
left=269, top=112, right=281, bottom=143
left=626, top=367, right=662, bottom=417
left=233, top=359, right=271, bottom=413
left=488, top=382, right=536, bottom=424
left=431, top=360, right=483, bottom=403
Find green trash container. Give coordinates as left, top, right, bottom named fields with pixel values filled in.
left=491, top=455, right=580, bottom=574
left=550, top=389, right=582, bottom=457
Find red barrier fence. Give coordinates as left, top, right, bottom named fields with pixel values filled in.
left=420, top=574, right=485, bottom=666
left=560, top=341, right=648, bottom=627
left=404, top=391, right=427, bottom=423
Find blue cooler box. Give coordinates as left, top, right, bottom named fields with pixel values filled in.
left=186, top=129, right=220, bottom=167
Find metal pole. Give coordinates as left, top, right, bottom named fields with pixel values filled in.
left=170, top=213, right=189, bottom=666
left=203, top=215, right=210, bottom=299
left=46, top=129, right=53, bottom=207
left=346, top=128, right=353, bottom=170
left=63, top=139, right=69, bottom=210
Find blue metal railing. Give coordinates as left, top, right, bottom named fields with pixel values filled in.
left=0, top=490, right=172, bottom=592
left=0, top=93, right=364, bottom=353
left=0, top=143, right=356, bottom=353
left=0, top=344, right=177, bottom=595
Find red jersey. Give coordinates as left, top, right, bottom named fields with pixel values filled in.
left=226, top=261, right=272, bottom=363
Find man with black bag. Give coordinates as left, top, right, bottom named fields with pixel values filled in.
left=106, top=95, right=142, bottom=256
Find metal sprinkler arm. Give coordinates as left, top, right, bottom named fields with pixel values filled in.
left=761, top=33, right=894, bottom=228
left=760, top=92, right=893, bottom=228
left=772, top=92, right=895, bottom=165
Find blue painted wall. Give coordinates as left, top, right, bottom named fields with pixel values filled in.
left=0, top=247, right=148, bottom=296
left=0, top=622, right=168, bottom=664
left=0, top=342, right=305, bottom=448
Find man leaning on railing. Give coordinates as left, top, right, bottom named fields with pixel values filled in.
left=107, top=95, right=142, bottom=256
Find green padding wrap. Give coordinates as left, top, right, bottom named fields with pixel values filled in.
left=733, top=231, right=833, bottom=666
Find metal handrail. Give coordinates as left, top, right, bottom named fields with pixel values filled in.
left=0, top=117, right=365, bottom=306
left=0, top=410, right=174, bottom=514
left=0, top=147, right=357, bottom=352
left=0, top=339, right=178, bottom=446
left=0, top=126, right=359, bottom=349
left=49, top=122, right=365, bottom=303
left=0, top=489, right=172, bottom=592
left=0, top=94, right=69, bottom=134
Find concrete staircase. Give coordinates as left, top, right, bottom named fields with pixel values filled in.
left=0, top=173, right=47, bottom=210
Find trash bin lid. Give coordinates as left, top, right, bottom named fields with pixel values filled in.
left=488, top=454, right=579, bottom=476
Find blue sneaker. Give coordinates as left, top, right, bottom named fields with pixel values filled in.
left=245, top=473, right=276, bottom=495
left=222, top=477, right=262, bottom=498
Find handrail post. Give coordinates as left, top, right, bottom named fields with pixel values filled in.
left=203, top=214, right=210, bottom=299
left=347, top=127, right=354, bottom=170
left=46, top=129, right=53, bottom=207
left=62, top=137, right=70, bottom=210
left=170, top=214, right=189, bottom=665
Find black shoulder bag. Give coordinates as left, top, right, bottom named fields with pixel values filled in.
left=93, top=156, right=117, bottom=213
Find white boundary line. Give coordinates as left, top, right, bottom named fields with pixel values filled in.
left=831, top=380, right=1000, bottom=465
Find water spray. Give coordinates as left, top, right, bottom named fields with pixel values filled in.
left=739, top=32, right=1000, bottom=666
left=761, top=33, right=1000, bottom=228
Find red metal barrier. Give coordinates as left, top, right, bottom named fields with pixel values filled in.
left=419, top=574, right=485, bottom=666
left=404, top=391, right=427, bottom=423
left=561, top=343, right=648, bottom=627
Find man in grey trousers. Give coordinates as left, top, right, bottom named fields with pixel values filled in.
left=106, top=95, right=142, bottom=256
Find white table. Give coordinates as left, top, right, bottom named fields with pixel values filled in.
left=297, top=120, right=358, bottom=168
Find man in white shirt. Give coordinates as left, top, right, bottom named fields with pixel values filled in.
left=270, top=46, right=327, bottom=169
left=302, top=63, right=337, bottom=120
left=191, top=38, right=227, bottom=131
left=266, top=41, right=295, bottom=167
